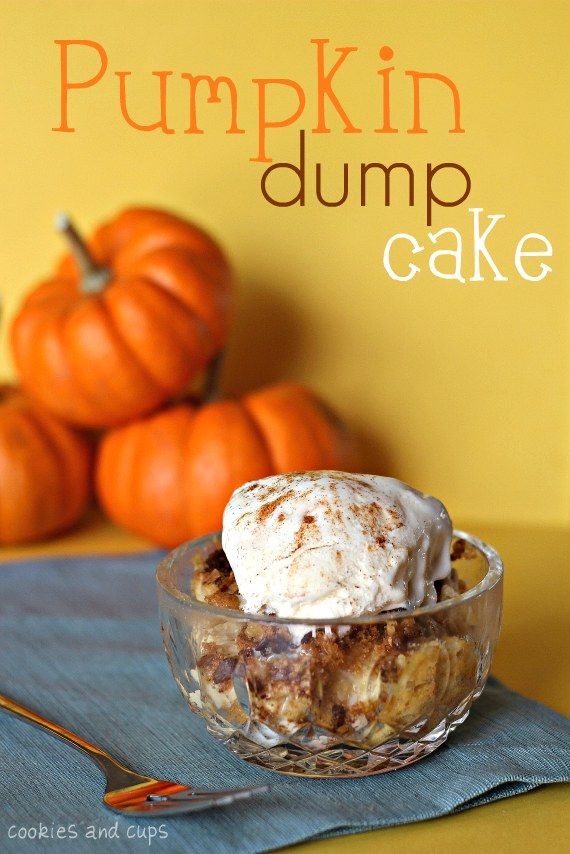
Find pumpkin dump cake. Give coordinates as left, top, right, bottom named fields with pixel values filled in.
left=189, top=472, right=479, bottom=746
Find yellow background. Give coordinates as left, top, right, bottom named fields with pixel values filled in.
left=1, top=0, right=568, bottom=531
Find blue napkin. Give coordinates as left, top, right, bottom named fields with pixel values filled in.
left=0, top=552, right=568, bottom=853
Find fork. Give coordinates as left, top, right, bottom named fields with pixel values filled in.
left=0, top=693, right=269, bottom=816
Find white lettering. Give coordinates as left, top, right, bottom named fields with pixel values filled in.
left=428, top=227, right=465, bottom=282
left=383, top=232, right=424, bottom=281
left=514, top=233, right=552, bottom=281
left=469, top=208, right=507, bottom=281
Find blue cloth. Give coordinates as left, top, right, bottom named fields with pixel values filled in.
left=0, top=552, right=568, bottom=853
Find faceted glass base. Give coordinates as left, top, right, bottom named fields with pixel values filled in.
left=205, top=707, right=470, bottom=778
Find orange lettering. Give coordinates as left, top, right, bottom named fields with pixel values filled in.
left=374, top=46, right=398, bottom=133
left=406, top=71, right=465, bottom=134
left=52, top=39, right=108, bottom=132
left=251, top=78, right=305, bottom=163
left=182, top=75, right=244, bottom=134
left=311, top=39, right=361, bottom=134
left=116, top=71, right=174, bottom=133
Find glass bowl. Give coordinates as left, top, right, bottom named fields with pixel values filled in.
left=156, top=530, right=503, bottom=778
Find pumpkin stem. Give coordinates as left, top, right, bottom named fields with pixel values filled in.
left=202, top=352, right=224, bottom=403
left=55, top=212, right=111, bottom=294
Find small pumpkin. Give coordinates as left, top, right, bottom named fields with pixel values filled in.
left=0, top=386, right=91, bottom=544
left=11, top=207, right=232, bottom=428
left=96, top=381, right=359, bottom=547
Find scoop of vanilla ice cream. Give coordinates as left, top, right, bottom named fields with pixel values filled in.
left=221, top=471, right=452, bottom=620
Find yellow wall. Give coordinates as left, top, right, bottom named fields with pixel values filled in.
left=1, top=0, right=568, bottom=529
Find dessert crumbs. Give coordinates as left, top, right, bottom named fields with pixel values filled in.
left=451, top=538, right=478, bottom=561
left=194, top=546, right=469, bottom=715
left=331, top=703, right=346, bottom=729
left=212, top=656, right=238, bottom=684
left=204, top=548, right=233, bottom=576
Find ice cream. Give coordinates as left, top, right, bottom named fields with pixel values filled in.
left=221, top=471, right=452, bottom=620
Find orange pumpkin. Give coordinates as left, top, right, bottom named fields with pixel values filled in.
left=0, top=386, right=91, bottom=544
left=11, top=207, right=232, bottom=428
left=96, top=382, right=359, bottom=547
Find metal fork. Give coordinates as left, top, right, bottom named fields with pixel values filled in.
left=0, top=693, right=269, bottom=817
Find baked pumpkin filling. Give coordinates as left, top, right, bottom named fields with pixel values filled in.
left=190, top=543, right=478, bottom=745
